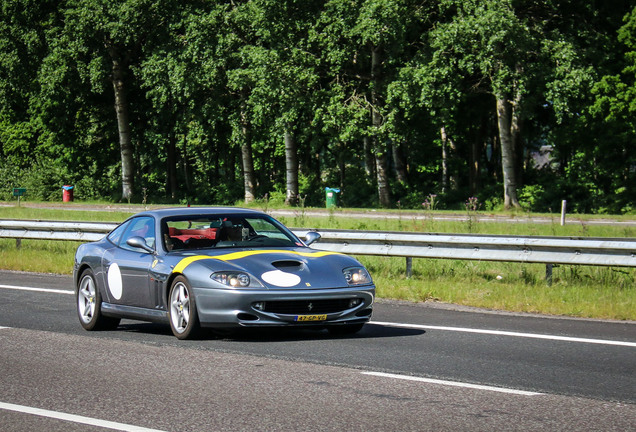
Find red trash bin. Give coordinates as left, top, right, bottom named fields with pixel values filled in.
left=62, top=185, right=74, bottom=202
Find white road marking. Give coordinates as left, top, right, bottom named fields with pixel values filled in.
left=3, top=283, right=634, bottom=348
left=0, top=284, right=73, bottom=295
left=0, top=401, right=167, bottom=432
left=373, top=321, right=636, bottom=348
left=363, top=371, right=543, bottom=396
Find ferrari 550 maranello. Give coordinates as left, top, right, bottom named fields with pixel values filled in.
left=73, top=207, right=375, bottom=339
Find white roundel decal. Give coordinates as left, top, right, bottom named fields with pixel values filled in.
left=261, top=270, right=301, bottom=287
left=107, top=263, right=123, bottom=300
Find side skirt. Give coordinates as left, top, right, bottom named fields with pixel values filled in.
left=102, top=303, right=169, bottom=323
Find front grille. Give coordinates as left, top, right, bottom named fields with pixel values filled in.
left=261, top=299, right=353, bottom=315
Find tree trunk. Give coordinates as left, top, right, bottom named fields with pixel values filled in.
left=241, top=142, right=256, bottom=203
left=441, top=126, right=449, bottom=193
left=392, top=141, right=408, bottom=185
left=284, top=129, right=298, bottom=206
left=182, top=135, right=191, bottom=194
left=338, top=141, right=346, bottom=190
left=512, top=66, right=525, bottom=188
left=108, top=45, right=134, bottom=201
left=470, top=117, right=487, bottom=196
left=441, top=126, right=458, bottom=192
left=496, top=96, right=521, bottom=209
left=240, top=104, right=256, bottom=203
left=371, top=46, right=391, bottom=207
left=469, top=137, right=481, bottom=196
left=375, top=150, right=391, bottom=207
left=166, top=131, right=178, bottom=200
left=363, top=136, right=375, bottom=180
left=511, top=89, right=524, bottom=189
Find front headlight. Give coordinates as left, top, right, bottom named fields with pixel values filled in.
left=343, top=267, right=372, bottom=286
left=211, top=271, right=262, bottom=288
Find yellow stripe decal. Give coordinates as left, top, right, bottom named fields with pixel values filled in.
left=172, top=250, right=341, bottom=273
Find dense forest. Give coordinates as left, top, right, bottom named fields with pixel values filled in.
left=1, top=0, right=635, bottom=213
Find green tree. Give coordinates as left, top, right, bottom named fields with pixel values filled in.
left=422, top=1, right=609, bottom=209
left=589, top=6, right=636, bottom=212
left=138, top=2, right=226, bottom=200
left=1, top=0, right=634, bottom=213
left=0, top=1, right=57, bottom=167
left=310, top=0, right=420, bottom=207
left=45, top=0, right=178, bottom=200
left=593, top=7, right=636, bottom=133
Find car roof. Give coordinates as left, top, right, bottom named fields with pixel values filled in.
left=132, top=207, right=267, bottom=219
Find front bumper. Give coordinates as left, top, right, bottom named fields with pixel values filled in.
left=192, top=285, right=375, bottom=328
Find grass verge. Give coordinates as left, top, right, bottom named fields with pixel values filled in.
left=0, top=203, right=634, bottom=320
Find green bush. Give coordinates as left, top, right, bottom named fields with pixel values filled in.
left=519, top=184, right=546, bottom=212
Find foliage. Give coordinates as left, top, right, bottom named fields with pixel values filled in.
left=0, top=1, right=634, bottom=213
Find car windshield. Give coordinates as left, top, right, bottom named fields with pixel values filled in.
left=162, top=214, right=302, bottom=251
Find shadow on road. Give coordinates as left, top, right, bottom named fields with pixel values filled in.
left=115, top=321, right=425, bottom=342
left=217, top=323, right=425, bottom=342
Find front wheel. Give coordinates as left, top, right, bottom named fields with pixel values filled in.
left=168, top=276, right=201, bottom=339
left=76, top=269, right=120, bottom=331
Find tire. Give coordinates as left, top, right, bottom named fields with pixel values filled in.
left=327, top=323, right=365, bottom=336
left=168, top=276, right=201, bottom=340
left=76, top=268, right=120, bottom=331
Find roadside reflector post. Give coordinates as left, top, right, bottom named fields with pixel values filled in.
left=560, top=200, right=567, bottom=226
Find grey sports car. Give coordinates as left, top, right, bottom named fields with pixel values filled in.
left=73, top=207, right=374, bottom=339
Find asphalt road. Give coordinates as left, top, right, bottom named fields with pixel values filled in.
left=0, top=270, right=634, bottom=431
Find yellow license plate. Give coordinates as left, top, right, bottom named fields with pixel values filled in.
left=295, top=314, right=327, bottom=322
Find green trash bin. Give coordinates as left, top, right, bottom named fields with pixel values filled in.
left=325, top=187, right=340, bottom=208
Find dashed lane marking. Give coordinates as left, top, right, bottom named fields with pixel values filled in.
left=362, top=371, right=543, bottom=396
left=0, top=284, right=73, bottom=295
left=0, top=401, right=168, bottom=432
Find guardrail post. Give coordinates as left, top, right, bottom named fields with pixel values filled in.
left=406, top=257, right=413, bottom=278
left=545, top=264, right=553, bottom=285
left=16, top=238, right=21, bottom=249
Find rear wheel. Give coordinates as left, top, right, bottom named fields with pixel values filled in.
left=76, top=269, right=120, bottom=331
left=168, top=276, right=200, bottom=339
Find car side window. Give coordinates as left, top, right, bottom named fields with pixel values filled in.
left=120, top=217, right=156, bottom=252
left=107, top=220, right=130, bottom=246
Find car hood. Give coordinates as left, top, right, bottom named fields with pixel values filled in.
left=171, top=247, right=368, bottom=289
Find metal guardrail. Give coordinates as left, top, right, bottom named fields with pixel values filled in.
left=293, top=230, right=636, bottom=267
left=293, top=229, right=636, bottom=281
left=1, top=220, right=635, bottom=279
left=0, top=220, right=117, bottom=242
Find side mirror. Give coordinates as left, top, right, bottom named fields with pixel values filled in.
left=304, top=231, right=321, bottom=246
left=127, top=236, right=154, bottom=254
